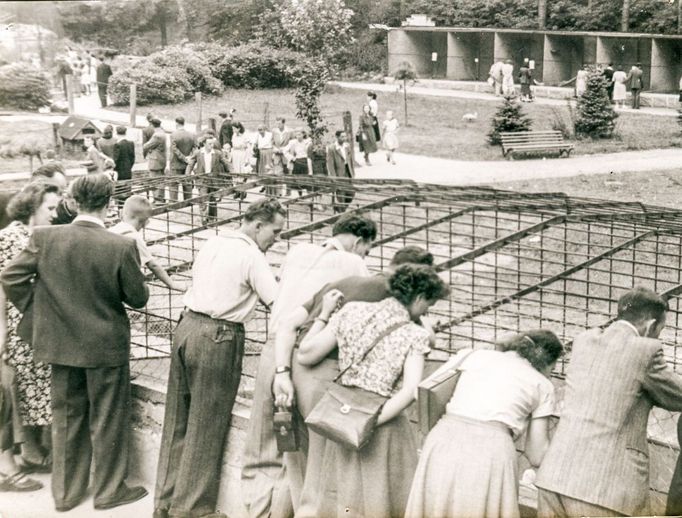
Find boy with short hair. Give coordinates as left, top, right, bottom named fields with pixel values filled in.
left=109, top=195, right=185, bottom=292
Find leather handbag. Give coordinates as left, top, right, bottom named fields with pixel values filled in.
left=305, top=321, right=409, bottom=451
left=417, top=349, right=474, bottom=436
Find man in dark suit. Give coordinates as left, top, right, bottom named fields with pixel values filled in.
left=602, top=63, right=615, bottom=102
left=142, top=113, right=155, bottom=147
left=326, top=130, right=355, bottom=213
left=626, top=63, right=644, bottom=109
left=96, top=57, right=113, bottom=108
left=186, top=130, right=232, bottom=224
left=169, top=116, right=196, bottom=202
left=536, top=287, right=682, bottom=517
left=218, top=110, right=233, bottom=148
left=143, top=118, right=167, bottom=205
left=0, top=174, right=149, bottom=512
left=113, top=126, right=135, bottom=182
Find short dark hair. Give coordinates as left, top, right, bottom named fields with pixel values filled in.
left=175, top=116, right=185, bottom=125
left=499, top=329, right=564, bottom=372
left=335, top=130, right=345, bottom=138
left=617, top=287, right=668, bottom=324
left=276, top=117, right=285, bottom=123
left=69, top=173, right=113, bottom=212
left=332, top=213, right=377, bottom=242
left=7, top=182, right=61, bottom=224
left=116, top=125, right=127, bottom=135
left=103, top=124, right=113, bottom=136
left=218, top=111, right=227, bottom=117
left=32, top=162, right=65, bottom=178
left=146, top=112, right=154, bottom=121
left=243, top=198, right=286, bottom=224
left=150, top=118, right=161, bottom=128
left=391, top=246, right=434, bottom=267
left=388, top=264, right=449, bottom=307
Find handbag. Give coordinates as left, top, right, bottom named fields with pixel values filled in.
left=305, top=321, right=410, bottom=450
left=417, top=349, right=474, bottom=436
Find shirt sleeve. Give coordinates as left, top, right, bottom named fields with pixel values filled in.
left=248, top=252, right=278, bottom=307
left=531, top=381, right=556, bottom=419
left=408, top=328, right=431, bottom=356
left=134, top=235, right=154, bottom=266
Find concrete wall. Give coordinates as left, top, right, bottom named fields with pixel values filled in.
left=387, top=30, right=447, bottom=77
left=543, top=34, right=587, bottom=86
left=447, top=32, right=494, bottom=81
left=651, top=39, right=682, bottom=92
left=597, top=35, right=653, bottom=89
left=494, top=33, right=545, bottom=84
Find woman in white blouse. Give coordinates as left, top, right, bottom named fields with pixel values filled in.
left=406, top=330, right=564, bottom=518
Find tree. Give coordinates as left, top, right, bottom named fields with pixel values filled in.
left=621, top=0, right=630, bottom=31
left=574, top=70, right=618, bottom=138
left=488, top=95, right=532, bottom=145
left=293, top=59, right=330, bottom=145
left=393, top=61, right=417, bottom=126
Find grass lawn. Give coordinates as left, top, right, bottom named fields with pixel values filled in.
left=0, top=120, right=82, bottom=175
left=109, top=86, right=681, bottom=161
left=492, top=168, right=682, bottom=209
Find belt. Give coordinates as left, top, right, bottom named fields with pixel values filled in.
left=183, top=309, right=244, bottom=328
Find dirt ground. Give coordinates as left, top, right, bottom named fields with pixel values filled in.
left=490, top=168, right=682, bottom=210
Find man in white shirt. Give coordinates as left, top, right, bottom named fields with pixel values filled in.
left=241, top=213, right=378, bottom=518
left=154, top=199, right=286, bottom=518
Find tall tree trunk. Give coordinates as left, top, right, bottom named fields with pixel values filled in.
left=621, top=0, right=630, bottom=32
left=538, top=0, right=547, bottom=29
left=157, top=3, right=168, bottom=46
left=403, top=79, right=408, bottom=126
left=678, top=0, right=682, bottom=34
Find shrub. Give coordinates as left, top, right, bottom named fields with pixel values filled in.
left=293, top=59, right=330, bottom=144
left=0, top=64, right=51, bottom=111
left=149, top=46, right=223, bottom=95
left=574, top=71, right=618, bottom=138
left=109, top=61, right=192, bottom=106
left=488, top=95, right=532, bottom=145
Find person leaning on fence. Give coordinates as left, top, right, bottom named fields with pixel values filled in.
left=1, top=174, right=150, bottom=512
left=275, top=246, right=436, bottom=517
left=143, top=118, right=168, bottom=206
left=405, top=330, right=564, bottom=518
left=536, top=287, right=682, bottom=518
left=296, top=264, right=449, bottom=518
left=185, top=130, right=232, bottom=225
left=169, top=116, right=197, bottom=203
left=153, top=199, right=286, bottom=518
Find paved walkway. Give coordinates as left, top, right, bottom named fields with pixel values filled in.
left=334, top=80, right=679, bottom=118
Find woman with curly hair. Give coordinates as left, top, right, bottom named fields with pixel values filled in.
left=0, top=182, right=61, bottom=491
left=405, top=329, right=564, bottom=518
left=297, top=264, right=449, bottom=517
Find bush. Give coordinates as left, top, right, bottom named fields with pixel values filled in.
left=0, top=64, right=51, bottom=111
left=574, top=71, right=618, bottom=138
left=109, top=61, right=192, bottom=106
left=149, top=46, right=224, bottom=96
left=208, top=42, right=308, bottom=89
left=488, top=95, right=532, bottom=145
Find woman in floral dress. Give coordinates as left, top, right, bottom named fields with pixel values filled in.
left=0, top=182, right=61, bottom=490
left=297, top=264, right=450, bottom=518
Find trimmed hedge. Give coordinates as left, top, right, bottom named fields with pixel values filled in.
left=150, top=46, right=224, bottom=96
left=109, top=61, right=192, bottom=106
left=0, top=64, right=51, bottom=111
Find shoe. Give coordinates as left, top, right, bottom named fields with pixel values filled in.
left=56, top=498, right=84, bottom=512
left=94, top=485, right=148, bottom=510
left=0, top=471, right=43, bottom=492
left=18, top=454, right=52, bottom=474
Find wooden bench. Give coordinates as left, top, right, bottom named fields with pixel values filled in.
left=500, top=131, right=574, bottom=159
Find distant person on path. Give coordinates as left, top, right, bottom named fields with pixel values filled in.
left=488, top=59, right=504, bottom=96
left=142, top=113, right=155, bottom=146
left=602, top=63, right=615, bottom=102
left=218, top=110, right=234, bottom=148
left=1, top=174, right=150, bottom=512
left=612, top=65, right=628, bottom=109
left=89, top=53, right=99, bottom=96
left=327, top=130, right=356, bottom=213
left=367, top=91, right=381, bottom=142
left=97, top=124, right=116, bottom=160
left=519, top=59, right=533, bottom=102
left=143, top=118, right=168, bottom=205
left=109, top=196, right=185, bottom=292
left=153, top=199, right=285, bottom=518
left=536, top=287, right=682, bottom=517
left=169, top=116, right=196, bottom=202
left=358, top=105, right=378, bottom=166
left=382, top=110, right=400, bottom=165
left=501, top=60, right=514, bottom=96
left=96, top=56, right=113, bottom=108
left=575, top=65, right=588, bottom=97
left=626, top=63, right=643, bottom=109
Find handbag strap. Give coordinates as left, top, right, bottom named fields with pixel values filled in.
left=333, top=320, right=410, bottom=383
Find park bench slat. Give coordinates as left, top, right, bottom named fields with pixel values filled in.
left=499, top=131, right=573, bottom=159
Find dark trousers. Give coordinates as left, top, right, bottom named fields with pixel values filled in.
left=333, top=164, right=355, bottom=213
left=631, top=88, right=641, bottom=109
left=51, top=363, right=131, bottom=508
left=98, top=84, right=108, bottom=107
left=169, top=170, right=193, bottom=202
left=154, top=311, right=245, bottom=518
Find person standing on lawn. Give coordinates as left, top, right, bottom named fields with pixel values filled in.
left=626, top=63, right=644, bottom=110
left=154, top=199, right=285, bottom=518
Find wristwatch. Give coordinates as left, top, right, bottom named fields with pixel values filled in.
left=275, top=366, right=291, bottom=375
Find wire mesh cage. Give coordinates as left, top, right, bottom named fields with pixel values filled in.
left=117, top=173, right=681, bottom=509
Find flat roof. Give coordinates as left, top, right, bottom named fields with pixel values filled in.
left=391, top=26, right=682, bottom=40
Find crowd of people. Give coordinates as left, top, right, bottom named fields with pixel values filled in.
left=1, top=156, right=682, bottom=518
left=56, top=46, right=114, bottom=108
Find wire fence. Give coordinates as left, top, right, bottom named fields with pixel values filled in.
left=116, top=174, right=681, bottom=510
